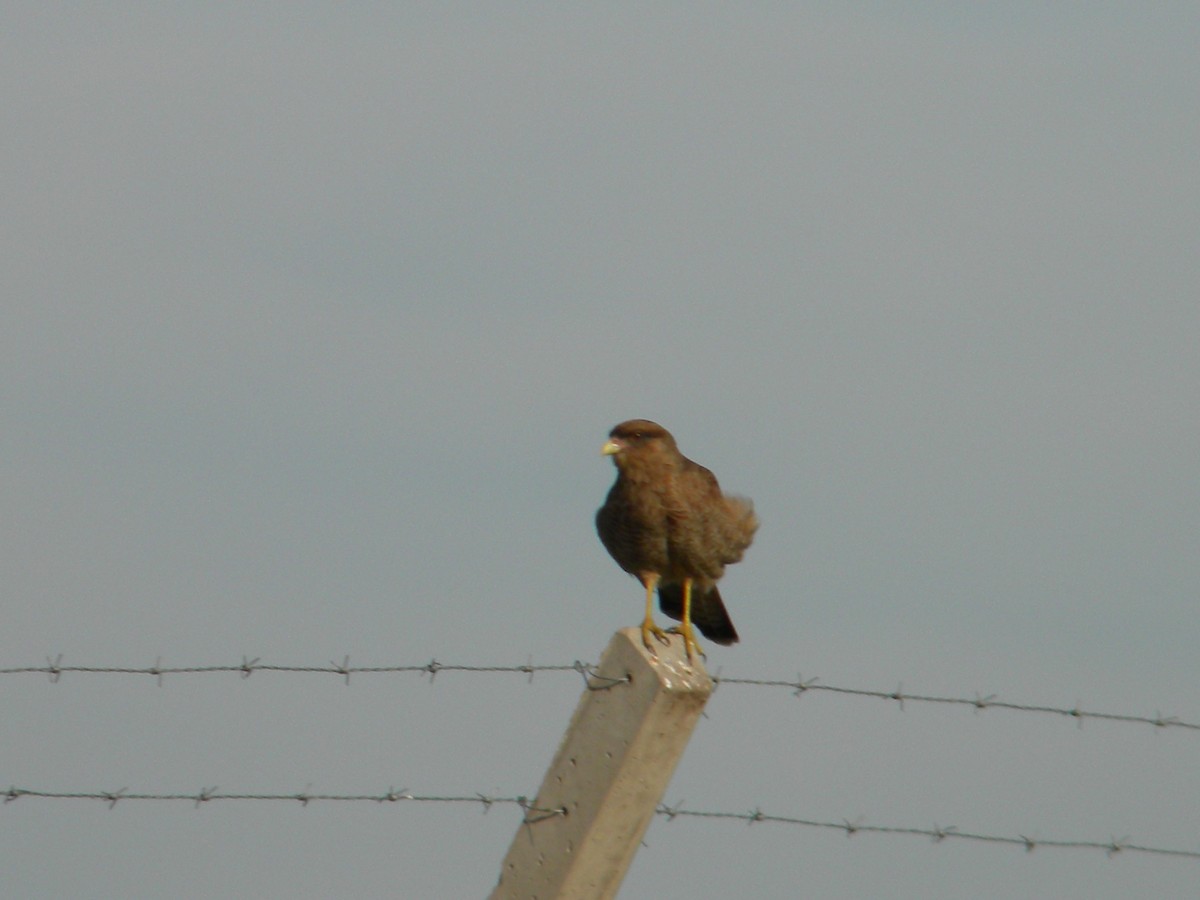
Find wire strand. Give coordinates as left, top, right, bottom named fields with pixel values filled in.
left=655, top=803, right=1200, bottom=860
left=2, top=655, right=1195, bottom=732
left=4, top=786, right=1196, bottom=861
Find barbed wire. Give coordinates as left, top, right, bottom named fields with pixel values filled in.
left=2, top=786, right=566, bottom=818
left=4, top=786, right=1197, bottom=861
left=1, top=654, right=1196, bottom=732
left=654, top=802, right=1200, bottom=861
left=709, top=674, right=1200, bottom=731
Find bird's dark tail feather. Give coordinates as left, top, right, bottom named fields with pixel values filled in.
left=657, top=583, right=739, bottom=645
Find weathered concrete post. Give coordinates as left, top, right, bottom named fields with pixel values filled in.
left=489, top=627, right=714, bottom=899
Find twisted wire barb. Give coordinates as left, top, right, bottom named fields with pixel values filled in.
left=1, top=656, right=1196, bottom=732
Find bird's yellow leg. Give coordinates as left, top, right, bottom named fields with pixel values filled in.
left=640, top=574, right=670, bottom=651
left=668, top=577, right=706, bottom=664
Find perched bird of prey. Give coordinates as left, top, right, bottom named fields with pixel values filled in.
left=596, top=419, right=757, bottom=662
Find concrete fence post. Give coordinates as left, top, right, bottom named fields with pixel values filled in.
left=489, top=627, right=714, bottom=899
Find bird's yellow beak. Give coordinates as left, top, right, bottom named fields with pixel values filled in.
left=601, top=439, right=622, bottom=456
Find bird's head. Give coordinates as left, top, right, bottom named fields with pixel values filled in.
left=601, top=419, right=677, bottom=468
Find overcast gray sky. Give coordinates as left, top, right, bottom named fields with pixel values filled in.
left=3, top=5, right=1198, bottom=898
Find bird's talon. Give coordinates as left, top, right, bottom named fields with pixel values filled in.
left=641, top=620, right=671, bottom=653
left=667, top=626, right=706, bottom=664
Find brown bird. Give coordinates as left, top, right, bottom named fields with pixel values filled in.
left=596, top=419, right=757, bottom=662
